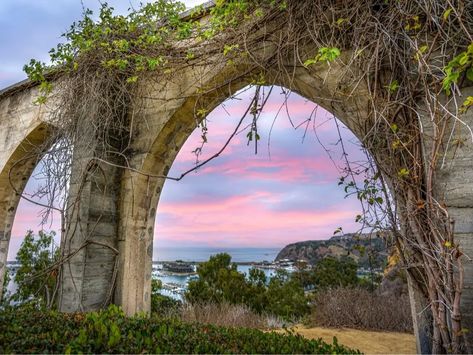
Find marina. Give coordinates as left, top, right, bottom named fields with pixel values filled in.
left=5, top=259, right=296, bottom=301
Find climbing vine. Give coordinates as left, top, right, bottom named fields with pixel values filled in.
left=14, top=0, right=473, bottom=352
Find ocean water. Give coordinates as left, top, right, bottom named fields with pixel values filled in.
left=153, top=247, right=280, bottom=263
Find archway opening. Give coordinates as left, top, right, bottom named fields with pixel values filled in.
left=3, top=140, right=66, bottom=306
left=151, top=84, right=413, bottom=335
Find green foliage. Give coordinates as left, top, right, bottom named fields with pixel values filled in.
left=460, top=96, right=473, bottom=114
left=386, top=80, right=399, bottom=93
left=0, top=304, right=359, bottom=354
left=151, top=278, right=182, bottom=316
left=186, top=253, right=308, bottom=320
left=12, top=230, right=59, bottom=307
left=404, top=15, right=421, bottom=32
left=339, top=173, right=385, bottom=216
left=397, top=168, right=409, bottom=179
left=443, top=8, right=453, bottom=22
left=292, top=256, right=360, bottom=292
left=443, top=43, right=473, bottom=95
left=265, top=270, right=310, bottom=319
left=186, top=253, right=250, bottom=305
left=303, top=47, right=341, bottom=67
left=311, top=256, right=359, bottom=289
left=210, top=0, right=251, bottom=30
left=23, top=1, right=189, bottom=92
left=22, top=0, right=289, bottom=100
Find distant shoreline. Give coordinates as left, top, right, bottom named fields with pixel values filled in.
left=152, top=261, right=271, bottom=265
left=7, top=260, right=273, bottom=265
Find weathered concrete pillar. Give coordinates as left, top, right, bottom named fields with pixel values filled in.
left=114, top=172, right=155, bottom=315
left=113, top=75, right=235, bottom=314
left=58, top=144, right=122, bottom=311
left=436, top=135, right=473, bottom=347
left=415, top=86, right=473, bottom=349
left=407, top=274, right=433, bottom=353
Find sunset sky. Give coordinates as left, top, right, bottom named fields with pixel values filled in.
left=1, top=0, right=364, bottom=258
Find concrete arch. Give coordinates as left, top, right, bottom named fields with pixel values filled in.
left=113, top=59, right=370, bottom=314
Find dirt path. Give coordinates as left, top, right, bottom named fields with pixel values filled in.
left=288, top=326, right=416, bottom=354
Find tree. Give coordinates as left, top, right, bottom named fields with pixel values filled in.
left=186, top=253, right=249, bottom=305
left=311, top=256, right=359, bottom=289
left=266, top=269, right=309, bottom=319
left=246, top=268, right=268, bottom=313
left=12, top=230, right=59, bottom=307
left=186, top=253, right=309, bottom=320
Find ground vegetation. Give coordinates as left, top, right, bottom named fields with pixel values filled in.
left=0, top=304, right=358, bottom=354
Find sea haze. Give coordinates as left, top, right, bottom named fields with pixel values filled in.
left=153, top=247, right=280, bottom=262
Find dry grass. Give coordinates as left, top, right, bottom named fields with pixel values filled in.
left=178, top=302, right=283, bottom=329
left=288, top=326, right=416, bottom=354
left=170, top=301, right=416, bottom=353
left=309, top=287, right=413, bottom=333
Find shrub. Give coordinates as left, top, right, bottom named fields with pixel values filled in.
left=178, top=302, right=282, bottom=329
left=0, top=305, right=359, bottom=354
left=308, top=286, right=413, bottom=333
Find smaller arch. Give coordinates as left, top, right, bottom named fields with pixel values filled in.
left=0, top=122, right=52, bottom=301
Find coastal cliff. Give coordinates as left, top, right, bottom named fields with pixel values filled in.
left=275, top=233, right=389, bottom=268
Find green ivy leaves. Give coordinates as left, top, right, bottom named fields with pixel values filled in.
left=303, top=47, right=341, bottom=67
left=443, top=43, right=473, bottom=95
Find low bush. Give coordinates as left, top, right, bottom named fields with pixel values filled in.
left=178, top=302, right=283, bottom=329
left=308, top=287, right=413, bottom=333
left=0, top=304, right=359, bottom=354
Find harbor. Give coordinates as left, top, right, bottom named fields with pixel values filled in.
left=151, top=259, right=294, bottom=299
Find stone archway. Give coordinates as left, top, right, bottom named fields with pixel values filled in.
left=112, top=60, right=370, bottom=315
left=0, top=2, right=471, bottom=352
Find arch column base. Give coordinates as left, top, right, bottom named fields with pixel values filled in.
left=114, top=172, right=155, bottom=315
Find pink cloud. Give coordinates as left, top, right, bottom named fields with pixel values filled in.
left=197, top=155, right=340, bottom=183
left=155, top=193, right=360, bottom=248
